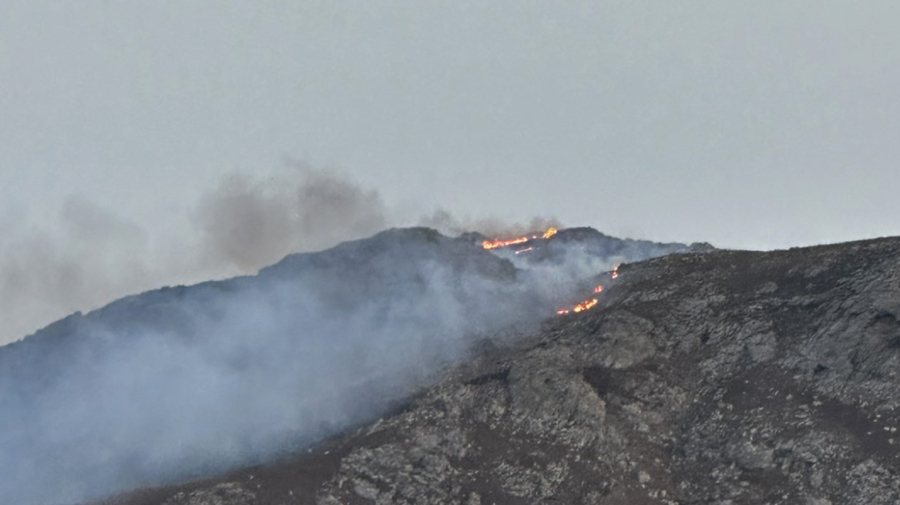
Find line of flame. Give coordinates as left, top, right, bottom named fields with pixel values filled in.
left=556, top=264, right=621, bottom=316
left=482, top=227, right=558, bottom=250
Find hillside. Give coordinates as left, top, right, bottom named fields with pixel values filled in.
left=100, top=236, right=900, bottom=505
left=1, top=227, right=697, bottom=505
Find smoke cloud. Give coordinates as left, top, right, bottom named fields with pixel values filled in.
left=195, top=164, right=388, bottom=273
left=0, top=197, right=161, bottom=346
left=0, top=163, right=559, bottom=346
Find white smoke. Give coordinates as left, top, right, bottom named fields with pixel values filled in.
left=0, top=228, right=561, bottom=504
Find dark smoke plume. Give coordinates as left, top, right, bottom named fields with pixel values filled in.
left=195, top=165, right=388, bottom=272
left=0, top=166, right=389, bottom=345
left=0, top=163, right=559, bottom=346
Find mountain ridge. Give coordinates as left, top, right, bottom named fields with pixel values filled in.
left=94, top=234, right=900, bottom=505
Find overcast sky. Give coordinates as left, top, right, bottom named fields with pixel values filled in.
left=2, top=1, right=898, bottom=249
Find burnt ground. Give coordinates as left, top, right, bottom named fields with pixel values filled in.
left=99, top=236, right=900, bottom=505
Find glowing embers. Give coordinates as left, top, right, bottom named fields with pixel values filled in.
left=482, top=227, right=559, bottom=250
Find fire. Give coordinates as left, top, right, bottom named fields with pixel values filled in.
left=482, top=236, right=529, bottom=250
left=482, top=227, right=559, bottom=250
left=556, top=298, right=598, bottom=315
left=557, top=265, right=621, bottom=316
left=573, top=298, right=598, bottom=312
left=481, top=229, right=618, bottom=318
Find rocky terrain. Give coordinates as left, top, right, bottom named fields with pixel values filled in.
left=1, top=227, right=700, bottom=505
left=96, top=235, right=900, bottom=504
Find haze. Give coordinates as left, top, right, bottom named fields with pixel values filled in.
left=1, top=1, right=899, bottom=343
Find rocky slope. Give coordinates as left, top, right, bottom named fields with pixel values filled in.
left=101, top=236, right=900, bottom=505
left=1, top=227, right=698, bottom=505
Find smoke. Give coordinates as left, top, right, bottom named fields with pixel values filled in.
left=195, top=164, right=388, bottom=273
left=0, top=228, right=560, bottom=505
left=0, top=166, right=682, bottom=504
left=420, top=209, right=562, bottom=239
left=0, top=165, right=387, bottom=345
left=0, top=163, right=560, bottom=346
left=0, top=197, right=162, bottom=346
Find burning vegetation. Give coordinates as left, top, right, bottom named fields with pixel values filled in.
left=481, top=227, right=558, bottom=250
left=555, top=298, right=598, bottom=315
left=555, top=264, right=618, bottom=315
left=480, top=227, right=619, bottom=317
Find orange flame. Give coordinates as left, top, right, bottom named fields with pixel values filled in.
left=557, top=264, right=622, bottom=316
left=482, top=227, right=559, bottom=250
left=482, top=229, right=618, bottom=318
left=482, top=236, right=529, bottom=250
left=557, top=297, right=599, bottom=315
left=573, top=298, right=598, bottom=313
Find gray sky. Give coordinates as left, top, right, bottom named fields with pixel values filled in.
left=3, top=1, right=899, bottom=249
